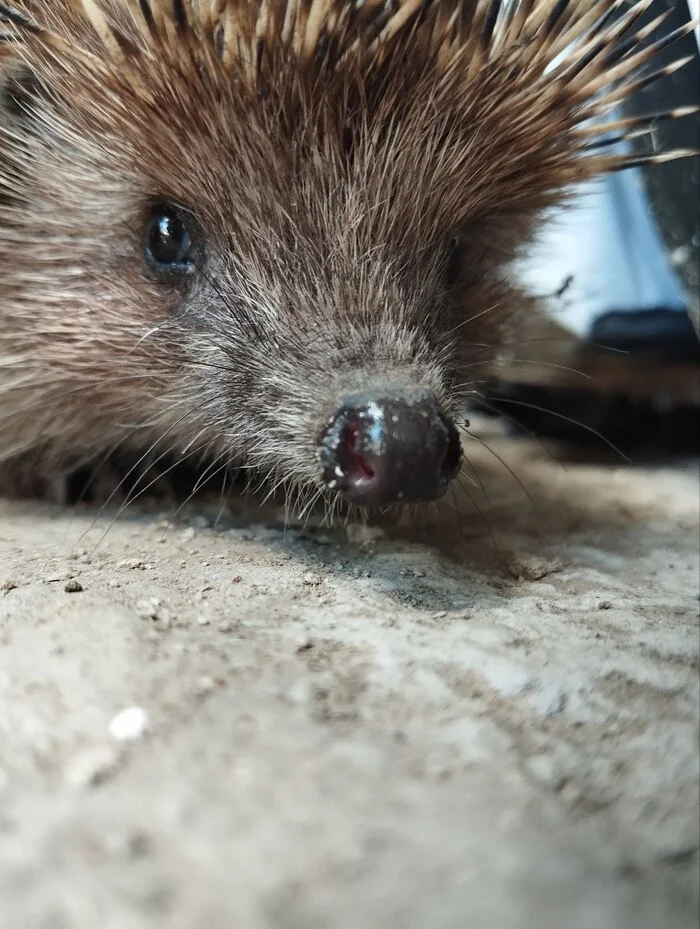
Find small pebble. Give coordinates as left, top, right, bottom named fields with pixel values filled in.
left=136, top=598, right=171, bottom=625
left=345, top=524, right=385, bottom=546
left=194, top=675, right=216, bottom=695
left=197, top=615, right=210, bottom=626
left=0, top=579, right=17, bottom=592
left=507, top=555, right=562, bottom=582
left=598, top=600, right=613, bottom=610
left=303, top=572, right=323, bottom=586
left=109, top=707, right=149, bottom=742
left=136, top=598, right=159, bottom=618
left=311, top=534, right=334, bottom=546
left=64, top=579, right=83, bottom=593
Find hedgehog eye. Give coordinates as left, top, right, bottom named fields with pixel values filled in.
left=144, top=204, right=196, bottom=277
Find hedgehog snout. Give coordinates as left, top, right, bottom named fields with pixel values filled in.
left=317, top=388, right=462, bottom=507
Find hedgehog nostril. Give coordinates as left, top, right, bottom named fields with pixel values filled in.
left=318, top=389, right=462, bottom=506
left=344, top=426, right=375, bottom=480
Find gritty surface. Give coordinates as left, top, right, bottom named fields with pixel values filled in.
left=0, top=425, right=698, bottom=929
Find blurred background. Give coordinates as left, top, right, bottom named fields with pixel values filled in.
left=481, top=0, right=700, bottom=457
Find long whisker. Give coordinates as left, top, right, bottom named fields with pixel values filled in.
left=465, top=394, right=568, bottom=473
left=444, top=302, right=500, bottom=339
left=463, top=426, right=540, bottom=515
left=159, top=451, right=232, bottom=537
left=487, top=395, right=631, bottom=462
left=297, top=485, right=327, bottom=526
left=448, top=480, right=470, bottom=547
left=451, top=355, right=593, bottom=386
left=459, top=444, right=494, bottom=513
left=86, top=436, right=218, bottom=557
left=454, top=468, right=500, bottom=553
left=64, top=427, right=151, bottom=540
left=213, top=466, right=235, bottom=529
left=78, top=397, right=222, bottom=544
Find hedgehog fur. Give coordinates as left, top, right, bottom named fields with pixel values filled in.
left=0, top=0, right=697, bottom=515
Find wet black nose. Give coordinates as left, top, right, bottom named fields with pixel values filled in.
left=318, top=389, right=462, bottom=506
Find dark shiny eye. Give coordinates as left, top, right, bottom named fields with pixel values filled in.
left=144, top=204, right=195, bottom=276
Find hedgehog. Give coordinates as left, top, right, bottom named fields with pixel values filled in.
left=0, top=0, right=697, bottom=517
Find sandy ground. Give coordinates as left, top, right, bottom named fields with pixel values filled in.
left=0, top=424, right=698, bottom=929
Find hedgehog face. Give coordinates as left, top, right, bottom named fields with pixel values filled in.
left=1, top=0, right=693, bottom=511
left=51, top=28, right=523, bottom=508
left=133, top=159, right=485, bottom=508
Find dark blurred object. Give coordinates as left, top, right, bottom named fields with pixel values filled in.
left=478, top=379, right=700, bottom=455
left=590, top=307, right=700, bottom=364
left=476, top=314, right=700, bottom=456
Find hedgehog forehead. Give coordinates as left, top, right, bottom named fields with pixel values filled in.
left=127, top=80, right=466, bottom=264
left=48, top=33, right=478, bottom=250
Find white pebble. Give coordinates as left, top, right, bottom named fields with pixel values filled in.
left=109, top=706, right=149, bottom=742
